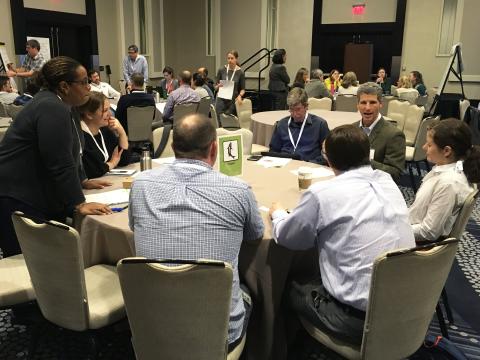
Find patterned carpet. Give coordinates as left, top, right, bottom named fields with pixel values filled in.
left=1, top=176, right=480, bottom=359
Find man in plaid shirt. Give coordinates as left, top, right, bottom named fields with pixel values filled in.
left=7, top=39, right=45, bottom=81
left=129, top=113, right=264, bottom=350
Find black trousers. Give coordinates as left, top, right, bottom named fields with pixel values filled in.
left=289, top=277, right=366, bottom=345
left=0, top=197, right=47, bottom=257
left=271, top=90, right=288, bottom=110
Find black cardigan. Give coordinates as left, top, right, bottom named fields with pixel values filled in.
left=0, top=90, right=85, bottom=216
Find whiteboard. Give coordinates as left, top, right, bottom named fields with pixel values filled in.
left=27, top=36, right=51, bottom=61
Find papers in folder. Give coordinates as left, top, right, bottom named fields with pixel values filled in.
left=85, top=189, right=130, bottom=205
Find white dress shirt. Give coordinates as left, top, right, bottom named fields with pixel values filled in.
left=409, top=162, right=474, bottom=241
left=272, top=166, right=415, bottom=311
left=90, top=81, right=121, bottom=99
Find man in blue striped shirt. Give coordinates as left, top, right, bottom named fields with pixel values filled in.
left=270, top=125, right=415, bottom=345
left=129, top=114, right=264, bottom=349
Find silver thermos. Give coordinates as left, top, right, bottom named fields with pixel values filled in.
left=140, top=148, right=152, bottom=171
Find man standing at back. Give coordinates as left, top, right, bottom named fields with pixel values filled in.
left=123, top=44, right=148, bottom=91
left=129, top=114, right=264, bottom=350
left=7, top=39, right=46, bottom=82
left=355, top=82, right=405, bottom=182
left=270, top=125, right=414, bottom=345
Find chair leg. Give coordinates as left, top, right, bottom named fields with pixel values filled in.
left=408, top=163, right=418, bottom=192
left=436, top=303, right=450, bottom=339
left=441, top=288, right=455, bottom=325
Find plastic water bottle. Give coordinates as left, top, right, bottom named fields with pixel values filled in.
left=140, top=148, right=152, bottom=171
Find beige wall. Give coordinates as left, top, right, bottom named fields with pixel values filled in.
left=277, top=0, right=314, bottom=87
left=322, top=0, right=397, bottom=24
left=163, top=0, right=215, bottom=77
left=402, top=0, right=480, bottom=99
left=23, top=0, right=86, bottom=14
left=0, top=0, right=15, bottom=64
left=95, top=0, right=121, bottom=89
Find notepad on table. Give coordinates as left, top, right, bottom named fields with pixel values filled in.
left=85, top=189, right=130, bottom=206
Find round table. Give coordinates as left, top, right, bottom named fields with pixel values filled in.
left=78, top=159, right=328, bottom=360
left=251, top=109, right=361, bottom=146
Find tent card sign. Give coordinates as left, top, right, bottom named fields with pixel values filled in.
left=218, top=134, right=243, bottom=176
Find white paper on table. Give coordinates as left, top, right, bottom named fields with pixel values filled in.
left=85, top=189, right=130, bottom=205
left=290, top=166, right=335, bottom=178
left=152, top=157, right=175, bottom=165
left=156, top=102, right=166, bottom=114
left=257, top=156, right=291, bottom=168
left=217, top=80, right=235, bottom=100
left=258, top=206, right=270, bottom=212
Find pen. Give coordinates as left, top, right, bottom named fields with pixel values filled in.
left=111, top=205, right=128, bottom=212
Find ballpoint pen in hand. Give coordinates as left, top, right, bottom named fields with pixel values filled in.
left=111, top=205, right=128, bottom=212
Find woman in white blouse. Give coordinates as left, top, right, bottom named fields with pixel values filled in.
left=409, top=118, right=480, bottom=242
left=337, top=71, right=359, bottom=96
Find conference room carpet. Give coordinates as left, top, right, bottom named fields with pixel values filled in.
left=1, top=174, right=479, bottom=359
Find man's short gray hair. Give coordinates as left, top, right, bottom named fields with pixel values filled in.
left=357, top=82, right=383, bottom=102
left=310, top=69, right=324, bottom=80
left=287, top=87, right=308, bottom=107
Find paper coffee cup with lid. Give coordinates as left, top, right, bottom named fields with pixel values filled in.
left=298, top=167, right=313, bottom=190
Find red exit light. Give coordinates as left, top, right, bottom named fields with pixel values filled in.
left=352, top=4, right=366, bottom=15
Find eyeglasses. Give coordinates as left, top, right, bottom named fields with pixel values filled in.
left=128, top=51, right=136, bottom=54
left=69, top=78, right=89, bottom=86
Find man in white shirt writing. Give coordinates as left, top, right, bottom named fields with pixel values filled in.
left=88, top=70, right=120, bottom=101
left=270, top=124, right=415, bottom=344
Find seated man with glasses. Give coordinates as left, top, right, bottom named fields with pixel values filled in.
left=269, top=87, right=329, bottom=163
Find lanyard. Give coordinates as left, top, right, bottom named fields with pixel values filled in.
left=81, top=121, right=109, bottom=162
left=225, top=65, right=237, bottom=82
left=288, top=113, right=308, bottom=152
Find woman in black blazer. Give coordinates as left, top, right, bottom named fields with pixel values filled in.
left=268, top=48, right=290, bottom=110
left=0, top=56, right=112, bottom=257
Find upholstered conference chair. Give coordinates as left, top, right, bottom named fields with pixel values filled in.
left=405, top=116, right=438, bottom=191
left=12, top=212, right=125, bottom=357
left=173, top=103, right=199, bottom=124
left=403, top=105, right=425, bottom=146
left=299, top=239, right=459, bottom=360
left=334, top=95, right=357, bottom=112
left=0, top=254, right=35, bottom=310
left=152, top=126, right=174, bottom=159
left=127, top=105, right=155, bottom=143
left=308, top=97, right=332, bottom=111
left=117, top=258, right=246, bottom=360
left=235, top=98, right=253, bottom=129
left=387, top=100, right=410, bottom=131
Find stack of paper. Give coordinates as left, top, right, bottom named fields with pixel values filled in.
left=85, top=189, right=130, bottom=205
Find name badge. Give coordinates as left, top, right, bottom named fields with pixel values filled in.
left=370, top=149, right=375, bottom=160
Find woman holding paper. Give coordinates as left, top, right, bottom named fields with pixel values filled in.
left=78, top=92, right=130, bottom=179
left=215, top=50, right=246, bottom=124
left=0, top=56, right=112, bottom=257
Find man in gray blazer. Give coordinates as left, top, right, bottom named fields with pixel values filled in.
left=305, top=69, right=331, bottom=99
left=355, top=82, right=405, bottom=182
